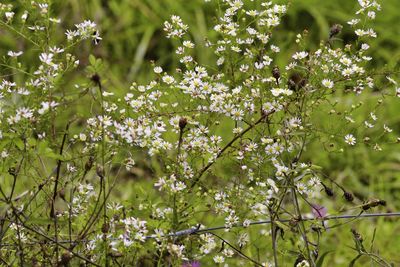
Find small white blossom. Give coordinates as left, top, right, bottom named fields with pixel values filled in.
left=7, top=51, right=23, bottom=57
left=162, top=75, right=175, bottom=84
left=213, top=255, right=225, bottom=263
left=292, top=51, right=308, bottom=60
left=154, top=66, right=163, bottom=74
left=344, top=134, right=356, bottom=146
left=321, top=79, right=334, bottom=89
left=39, top=53, right=54, bottom=65
left=5, top=12, right=15, bottom=20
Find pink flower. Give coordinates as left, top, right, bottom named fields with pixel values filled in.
left=182, top=261, right=200, bottom=267
left=312, top=204, right=327, bottom=218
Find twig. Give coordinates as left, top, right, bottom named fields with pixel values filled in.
left=209, top=232, right=263, bottom=266
left=1, top=212, right=398, bottom=248
left=50, top=121, right=71, bottom=262
left=144, top=212, right=400, bottom=239
left=190, top=110, right=275, bottom=188
left=16, top=218, right=101, bottom=266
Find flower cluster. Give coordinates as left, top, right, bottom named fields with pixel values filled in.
left=0, top=0, right=397, bottom=266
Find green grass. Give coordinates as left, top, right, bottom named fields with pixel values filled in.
left=1, top=0, right=399, bottom=265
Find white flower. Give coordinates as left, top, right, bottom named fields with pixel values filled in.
left=21, top=11, right=28, bottom=21
left=358, top=0, right=370, bottom=8
left=39, top=53, right=54, bottom=65
left=153, top=66, right=163, bottom=74
left=231, top=108, right=244, bottom=120
left=364, top=121, right=374, bottom=128
left=213, top=255, right=225, bottom=263
left=65, top=29, right=78, bottom=40
left=5, top=12, right=15, bottom=20
left=355, top=29, right=365, bottom=36
left=340, top=57, right=352, bottom=66
left=271, top=88, right=283, bottom=97
left=39, top=3, right=49, bottom=14
left=270, top=45, right=280, bottom=52
left=182, top=40, right=194, bottom=48
left=383, top=124, right=392, bottom=133
left=347, top=19, right=360, bottom=26
left=162, top=75, right=175, bottom=84
left=17, top=107, right=33, bottom=119
left=292, top=51, right=308, bottom=60
left=321, top=79, right=334, bottom=89
left=361, top=43, right=370, bottom=50
left=296, top=182, right=308, bottom=195
left=1, top=150, right=9, bottom=158
left=344, top=134, right=356, bottom=146
left=386, top=76, right=397, bottom=85
left=243, top=219, right=251, bottom=227
left=296, top=260, right=310, bottom=267
left=38, top=101, right=58, bottom=114
left=217, top=57, right=225, bottom=66
left=50, top=46, right=65, bottom=54
left=171, top=181, right=186, bottom=192
left=7, top=51, right=23, bottom=57
left=79, top=133, right=87, bottom=141
left=342, top=68, right=354, bottom=77
left=368, top=11, right=376, bottom=19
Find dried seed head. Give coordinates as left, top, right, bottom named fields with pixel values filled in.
left=322, top=183, right=334, bottom=197
left=59, top=188, right=66, bottom=201
left=85, top=156, right=94, bottom=172
left=288, top=73, right=307, bottom=91
left=101, top=222, right=110, bottom=234
left=96, top=165, right=105, bottom=178
left=59, top=252, right=72, bottom=266
left=109, top=251, right=123, bottom=258
left=8, top=167, right=16, bottom=177
left=272, top=66, right=281, bottom=80
left=294, top=255, right=306, bottom=267
left=344, top=191, right=354, bottom=202
left=90, top=73, right=101, bottom=85
left=289, top=218, right=299, bottom=227
left=329, top=24, right=343, bottom=39
left=179, top=117, right=188, bottom=130
left=351, top=228, right=363, bottom=242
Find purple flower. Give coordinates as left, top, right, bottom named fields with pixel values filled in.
left=311, top=204, right=327, bottom=218
left=182, top=261, right=200, bottom=267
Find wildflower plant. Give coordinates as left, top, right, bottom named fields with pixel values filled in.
left=0, top=0, right=399, bottom=266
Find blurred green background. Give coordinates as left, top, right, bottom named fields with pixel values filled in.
left=1, top=0, right=400, bottom=265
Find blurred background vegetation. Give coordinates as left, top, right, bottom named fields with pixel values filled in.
left=1, top=0, right=400, bottom=265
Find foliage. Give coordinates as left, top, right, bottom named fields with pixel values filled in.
left=0, top=0, right=399, bottom=266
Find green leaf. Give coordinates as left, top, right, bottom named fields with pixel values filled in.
left=27, top=137, right=37, bottom=147
left=316, top=250, right=334, bottom=267
left=37, top=141, right=63, bottom=160
left=13, top=138, right=25, bottom=150
left=89, top=54, right=96, bottom=66
left=349, top=254, right=362, bottom=267
left=29, top=217, right=68, bottom=226
left=274, top=221, right=289, bottom=231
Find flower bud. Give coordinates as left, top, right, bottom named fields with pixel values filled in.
left=322, top=183, right=334, bottom=197
left=85, top=156, right=94, bottom=172
left=272, top=66, right=280, bottom=80
left=343, top=191, right=354, bottom=202
left=59, top=188, right=66, bottom=201
left=59, top=251, right=72, bottom=266
left=179, top=117, right=187, bottom=130
left=8, top=167, right=16, bottom=177
left=91, top=73, right=101, bottom=85
left=101, top=222, right=110, bottom=234
left=329, top=24, right=343, bottom=39
left=96, top=165, right=104, bottom=178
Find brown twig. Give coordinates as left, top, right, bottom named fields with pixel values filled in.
left=190, top=110, right=275, bottom=188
